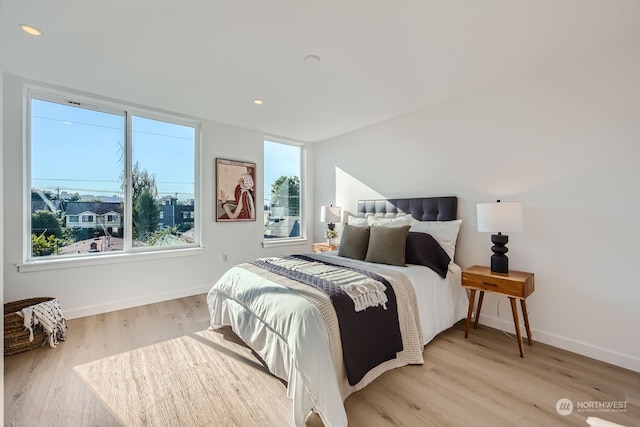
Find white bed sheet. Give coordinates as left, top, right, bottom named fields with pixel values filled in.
left=322, top=252, right=469, bottom=345
left=207, top=254, right=468, bottom=427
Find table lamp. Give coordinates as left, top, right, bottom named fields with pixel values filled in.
left=320, top=205, right=342, bottom=231
left=477, top=200, right=523, bottom=273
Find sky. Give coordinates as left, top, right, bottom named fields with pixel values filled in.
left=31, top=98, right=195, bottom=201
left=263, top=140, right=300, bottom=207
left=31, top=98, right=300, bottom=205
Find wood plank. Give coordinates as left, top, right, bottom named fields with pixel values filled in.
left=4, top=294, right=640, bottom=426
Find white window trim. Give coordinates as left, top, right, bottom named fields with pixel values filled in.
left=17, top=247, right=205, bottom=273
left=22, top=84, right=203, bottom=270
left=263, top=137, right=307, bottom=245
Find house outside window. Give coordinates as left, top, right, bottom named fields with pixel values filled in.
left=263, top=140, right=303, bottom=241
left=27, top=88, right=200, bottom=259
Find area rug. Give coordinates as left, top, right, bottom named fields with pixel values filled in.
left=74, top=328, right=295, bottom=427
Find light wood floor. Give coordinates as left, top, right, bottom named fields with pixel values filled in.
left=4, top=294, right=640, bottom=426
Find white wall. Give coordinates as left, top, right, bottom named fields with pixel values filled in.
left=1, top=62, right=5, bottom=421
left=314, top=37, right=640, bottom=372
left=2, top=73, right=314, bottom=319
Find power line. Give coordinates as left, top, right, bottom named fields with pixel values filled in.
left=34, top=178, right=121, bottom=183
left=34, top=178, right=194, bottom=185
left=33, top=115, right=194, bottom=141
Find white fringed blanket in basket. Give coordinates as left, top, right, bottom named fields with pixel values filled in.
left=17, top=298, right=67, bottom=348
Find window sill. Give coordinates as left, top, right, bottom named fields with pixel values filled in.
left=17, top=247, right=204, bottom=273
left=262, top=238, right=308, bottom=249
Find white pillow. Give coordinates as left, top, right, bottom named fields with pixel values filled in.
left=367, top=215, right=413, bottom=228
left=347, top=215, right=369, bottom=227
left=410, top=219, right=462, bottom=259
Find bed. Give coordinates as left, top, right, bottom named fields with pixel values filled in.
left=207, top=196, right=469, bottom=427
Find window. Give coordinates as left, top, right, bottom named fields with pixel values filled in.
left=263, top=140, right=303, bottom=240
left=27, top=89, right=199, bottom=260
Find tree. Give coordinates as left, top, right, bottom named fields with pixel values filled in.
left=146, top=226, right=180, bottom=246
left=270, top=176, right=300, bottom=216
left=31, top=234, right=58, bottom=256
left=31, top=210, right=63, bottom=238
left=131, top=161, right=158, bottom=200
left=31, top=188, right=55, bottom=201
left=31, top=210, right=63, bottom=256
left=125, top=162, right=160, bottom=242
left=133, top=189, right=160, bottom=241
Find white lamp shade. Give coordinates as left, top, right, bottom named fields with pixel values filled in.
left=477, top=202, right=523, bottom=233
left=320, top=205, right=342, bottom=223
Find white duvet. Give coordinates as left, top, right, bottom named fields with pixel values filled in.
left=207, top=252, right=468, bottom=427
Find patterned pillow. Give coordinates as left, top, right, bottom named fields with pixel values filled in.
left=338, top=224, right=370, bottom=260
left=365, top=225, right=411, bottom=266
left=405, top=232, right=451, bottom=277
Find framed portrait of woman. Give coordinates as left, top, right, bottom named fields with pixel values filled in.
left=215, top=158, right=257, bottom=222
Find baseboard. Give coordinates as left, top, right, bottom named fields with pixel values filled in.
left=478, top=314, right=640, bottom=373
left=64, top=285, right=212, bottom=320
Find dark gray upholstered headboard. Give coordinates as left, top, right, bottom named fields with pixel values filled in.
left=356, top=196, right=457, bottom=221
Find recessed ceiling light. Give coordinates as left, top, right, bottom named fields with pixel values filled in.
left=304, top=55, right=321, bottom=64
left=20, top=24, right=43, bottom=36
left=254, top=99, right=263, bottom=105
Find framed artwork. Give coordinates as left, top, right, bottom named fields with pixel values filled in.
left=216, top=158, right=257, bottom=222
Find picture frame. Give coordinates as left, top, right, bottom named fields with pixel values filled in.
left=215, top=158, right=257, bottom=222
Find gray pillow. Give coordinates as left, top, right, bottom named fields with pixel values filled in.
left=338, top=224, right=370, bottom=260
left=365, top=225, right=411, bottom=266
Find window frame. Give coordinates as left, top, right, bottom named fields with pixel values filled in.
left=21, top=85, right=202, bottom=270
left=262, top=138, right=306, bottom=247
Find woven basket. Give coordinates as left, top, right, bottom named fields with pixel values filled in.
left=4, top=297, right=54, bottom=356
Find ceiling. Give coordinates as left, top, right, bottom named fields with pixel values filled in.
left=3, top=0, right=640, bottom=143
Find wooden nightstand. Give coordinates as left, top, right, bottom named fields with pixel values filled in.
left=313, top=242, right=339, bottom=253
left=462, top=265, right=535, bottom=357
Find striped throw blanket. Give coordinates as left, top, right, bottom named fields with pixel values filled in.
left=18, top=298, right=67, bottom=348
left=253, top=255, right=389, bottom=312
